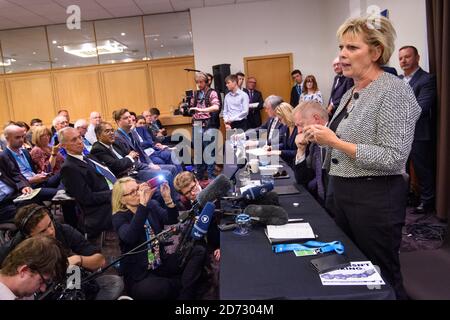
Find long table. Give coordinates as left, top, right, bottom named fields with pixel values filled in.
left=219, top=162, right=395, bottom=300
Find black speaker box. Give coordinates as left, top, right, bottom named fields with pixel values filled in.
left=212, top=64, right=231, bottom=93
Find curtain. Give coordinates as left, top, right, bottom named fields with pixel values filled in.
left=426, top=0, right=450, bottom=244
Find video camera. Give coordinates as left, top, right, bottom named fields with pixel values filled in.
left=180, top=90, right=195, bottom=117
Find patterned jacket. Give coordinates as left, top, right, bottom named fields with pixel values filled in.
left=324, top=72, right=421, bottom=177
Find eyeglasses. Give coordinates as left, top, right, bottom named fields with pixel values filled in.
left=123, top=187, right=139, bottom=197
left=182, top=182, right=198, bottom=197
left=35, top=270, right=53, bottom=288
left=306, top=79, right=314, bottom=83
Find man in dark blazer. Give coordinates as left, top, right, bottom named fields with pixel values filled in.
left=243, top=77, right=264, bottom=129
left=90, top=122, right=160, bottom=182
left=59, top=127, right=113, bottom=239
left=327, top=58, right=354, bottom=118
left=243, top=95, right=285, bottom=149
left=399, top=45, right=437, bottom=214
left=290, top=69, right=303, bottom=107
left=292, top=101, right=334, bottom=215
left=0, top=155, right=33, bottom=223
left=112, top=108, right=179, bottom=179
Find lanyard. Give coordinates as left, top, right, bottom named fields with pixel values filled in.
left=272, top=241, right=345, bottom=255
left=118, top=128, right=132, bottom=144
left=10, top=149, right=33, bottom=172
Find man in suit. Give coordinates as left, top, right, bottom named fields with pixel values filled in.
left=243, top=77, right=264, bottom=129
left=0, top=157, right=33, bottom=223
left=326, top=57, right=354, bottom=118
left=290, top=69, right=303, bottom=107
left=293, top=101, right=334, bottom=215
left=90, top=121, right=160, bottom=182
left=112, top=108, right=179, bottom=178
left=399, top=45, right=437, bottom=214
left=243, top=95, right=285, bottom=149
left=51, top=109, right=74, bottom=135
left=59, top=127, right=114, bottom=240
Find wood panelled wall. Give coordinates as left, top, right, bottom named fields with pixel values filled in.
left=0, top=56, right=196, bottom=129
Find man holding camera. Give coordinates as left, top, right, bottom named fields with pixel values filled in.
left=189, top=72, right=221, bottom=181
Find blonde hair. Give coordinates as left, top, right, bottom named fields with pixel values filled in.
left=111, top=177, right=136, bottom=214
left=337, top=15, right=396, bottom=66
left=174, top=171, right=196, bottom=193
left=275, top=102, right=295, bottom=128
left=31, top=126, right=52, bottom=146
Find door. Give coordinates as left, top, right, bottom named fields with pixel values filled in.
left=244, top=53, right=293, bottom=123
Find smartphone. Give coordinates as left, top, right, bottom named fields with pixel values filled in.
left=147, top=175, right=166, bottom=189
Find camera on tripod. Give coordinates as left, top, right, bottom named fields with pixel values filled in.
left=180, top=90, right=195, bottom=117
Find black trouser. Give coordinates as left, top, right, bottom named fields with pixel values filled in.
left=333, top=175, right=408, bottom=300
left=128, top=244, right=206, bottom=300
left=230, top=119, right=247, bottom=131
left=409, top=140, right=436, bottom=207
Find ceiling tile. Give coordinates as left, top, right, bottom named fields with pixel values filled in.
left=0, top=7, right=52, bottom=24
left=24, top=3, right=67, bottom=23
left=0, top=0, right=19, bottom=8
left=170, top=0, right=203, bottom=11
left=134, top=0, right=174, bottom=14
left=205, top=0, right=235, bottom=7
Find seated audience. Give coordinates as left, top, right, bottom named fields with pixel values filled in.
left=293, top=101, right=333, bottom=212
left=51, top=109, right=74, bottom=135
left=85, top=111, right=102, bottom=145
left=13, top=204, right=124, bottom=300
left=300, top=75, right=323, bottom=105
left=50, top=115, right=69, bottom=146
left=74, top=119, right=92, bottom=153
left=267, top=102, right=298, bottom=165
left=30, top=126, right=64, bottom=175
left=112, top=177, right=206, bottom=300
left=59, top=127, right=114, bottom=239
left=14, top=121, right=33, bottom=150
left=0, top=235, right=68, bottom=300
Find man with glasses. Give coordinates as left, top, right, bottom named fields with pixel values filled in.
left=9, top=204, right=124, bottom=300
left=0, top=235, right=68, bottom=300
left=243, top=77, right=264, bottom=129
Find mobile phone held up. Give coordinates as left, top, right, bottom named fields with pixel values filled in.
left=147, top=175, right=167, bottom=189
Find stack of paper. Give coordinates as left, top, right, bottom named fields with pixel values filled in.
left=319, top=261, right=385, bottom=286
left=265, top=222, right=315, bottom=244
left=13, top=188, right=41, bottom=203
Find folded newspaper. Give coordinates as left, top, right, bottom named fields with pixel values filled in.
left=319, top=261, right=385, bottom=286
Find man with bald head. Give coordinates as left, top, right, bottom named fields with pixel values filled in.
left=0, top=125, right=60, bottom=204
left=326, top=57, right=354, bottom=117
left=85, top=111, right=102, bottom=145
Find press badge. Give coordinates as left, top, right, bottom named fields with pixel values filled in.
left=294, top=249, right=318, bottom=257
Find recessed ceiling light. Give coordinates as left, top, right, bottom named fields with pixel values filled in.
left=121, top=32, right=126, bottom=36
left=154, top=38, right=158, bottom=41
left=160, top=44, right=164, bottom=48
left=52, top=40, right=57, bottom=44
left=32, top=52, right=36, bottom=55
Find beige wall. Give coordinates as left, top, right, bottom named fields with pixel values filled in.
left=0, top=56, right=196, bottom=130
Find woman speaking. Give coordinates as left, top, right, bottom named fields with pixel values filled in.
left=303, top=16, right=421, bottom=299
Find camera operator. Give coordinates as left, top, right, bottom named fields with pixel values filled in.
left=0, top=235, right=67, bottom=300
left=188, top=72, right=221, bottom=181
left=13, top=204, right=124, bottom=300
left=111, top=177, right=206, bottom=300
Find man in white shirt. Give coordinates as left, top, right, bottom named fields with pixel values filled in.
left=0, top=236, right=67, bottom=300
left=223, top=74, right=249, bottom=131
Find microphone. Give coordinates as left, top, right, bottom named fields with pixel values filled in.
left=243, top=205, right=288, bottom=225
left=191, top=202, right=215, bottom=240
left=240, top=190, right=280, bottom=206
left=184, top=68, right=202, bottom=72
left=196, top=174, right=232, bottom=207
left=240, top=182, right=274, bottom=201
left=229, top=159, right=248, bottom=185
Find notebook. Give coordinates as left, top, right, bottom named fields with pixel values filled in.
left=265, top=222, right=316, bottom=244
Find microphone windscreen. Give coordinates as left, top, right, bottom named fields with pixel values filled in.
left=241, top=191, right=280, bottom=206
left=191, top=202, right=215, bottom=240
left=244, top=205, right=288, bottom=225
left=242, top=182, right=274, bottom=200
left=196, top=174, right=232, bottom=207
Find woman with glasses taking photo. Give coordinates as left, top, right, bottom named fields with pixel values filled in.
left=111, top=177, right=206, bottom=300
